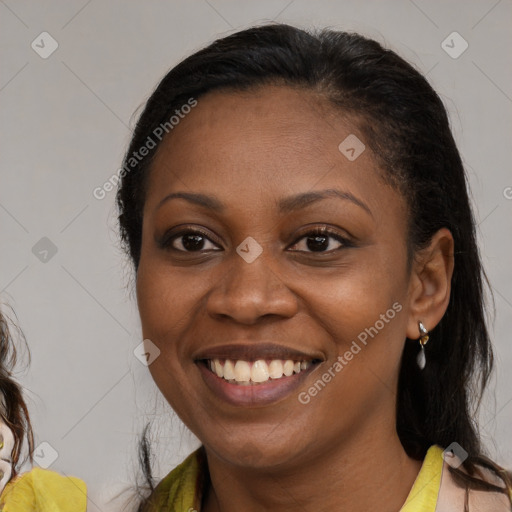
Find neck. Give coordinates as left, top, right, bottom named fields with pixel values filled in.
left=202, top=417, right=423, bottom=512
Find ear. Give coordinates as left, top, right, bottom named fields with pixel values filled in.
left=405, top=228, right=455, bottom=340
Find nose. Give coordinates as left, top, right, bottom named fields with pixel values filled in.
left=206, top=248, right=298, bottom=325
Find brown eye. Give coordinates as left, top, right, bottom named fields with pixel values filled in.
left=289, top=228, right=352, bottom=253
left=160, top=229, right=222, bottom=252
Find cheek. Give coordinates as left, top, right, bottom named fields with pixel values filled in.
left=326, top=285, right=404, bottom=344
left=136, top=263, right=204, bottom=427
left=310, top=257, right=406, bottom=337
left=136, top=258, right=201, bottom=340
left=299, top=253, right=409, bottom=391
left=294, top=276, right=408, bottom=428
left=135, top=263, right=185, bottom=379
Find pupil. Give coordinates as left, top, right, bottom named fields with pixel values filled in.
left=183, top=234, right=204, bottom=251
left=307, top=235, right=328, bottom=252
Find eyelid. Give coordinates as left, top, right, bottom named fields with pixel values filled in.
left=159, top=224, right=353, bottom=254
left=158, top=226, right=222, bottom=251
left=288, top=226, right=352, bottom=251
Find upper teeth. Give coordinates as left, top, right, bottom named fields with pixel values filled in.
left=207, top=359, right=311, bottom=384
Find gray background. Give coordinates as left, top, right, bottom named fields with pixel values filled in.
left=1, top=1, right=511, bottom=510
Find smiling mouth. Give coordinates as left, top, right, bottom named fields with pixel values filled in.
left=201, top=358, right=321, bottom=385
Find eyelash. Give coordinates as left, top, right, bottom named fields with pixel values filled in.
left=159, top=226, right=352, bottom=254
left=291, top=227, right=353, bottom=252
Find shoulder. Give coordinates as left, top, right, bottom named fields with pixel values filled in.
left=0, top=466, right=87, bottom=512
left=143, top=447, right=207, bottom=512
left=466, top=463, right=512, bottom=511
left=437, top=449, right=511, bottom=512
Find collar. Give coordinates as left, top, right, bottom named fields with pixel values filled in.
left=147, top=444, right=511, bottom=512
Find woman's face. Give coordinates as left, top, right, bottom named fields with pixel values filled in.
left=136, top=85, right=416, bottom=468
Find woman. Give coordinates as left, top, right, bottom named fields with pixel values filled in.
left=0, top=305, right=87, bottom=510
left=116, top=23, right=512, bottom=511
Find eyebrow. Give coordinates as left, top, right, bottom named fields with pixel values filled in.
left=278, top=189, right=373, bottom=217
left=156, top=188, right=373, bottom=217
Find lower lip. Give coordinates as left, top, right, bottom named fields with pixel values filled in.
left=197, top=361, right=318, bottom=407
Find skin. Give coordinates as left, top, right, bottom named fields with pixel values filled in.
left=136, top=85, right=454, bottom=512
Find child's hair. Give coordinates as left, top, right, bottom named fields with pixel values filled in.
left=0, top=304, right=34, bottom=477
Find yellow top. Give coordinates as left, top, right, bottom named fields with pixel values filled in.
left=144, top=444, right=448, bottom=511
left=400, top=445, right=443, bottom=511
left=0, top=467, right=87, bottom=511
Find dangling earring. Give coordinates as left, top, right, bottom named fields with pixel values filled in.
left=417, top=321, right=429, bottom=370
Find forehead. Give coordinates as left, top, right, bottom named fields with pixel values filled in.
left=145, top=85, right=402, bottom=217
left=154, top=85, right=356, bottom=166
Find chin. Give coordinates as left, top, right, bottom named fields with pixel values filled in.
left=205, top=435, right=305, bottom=470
